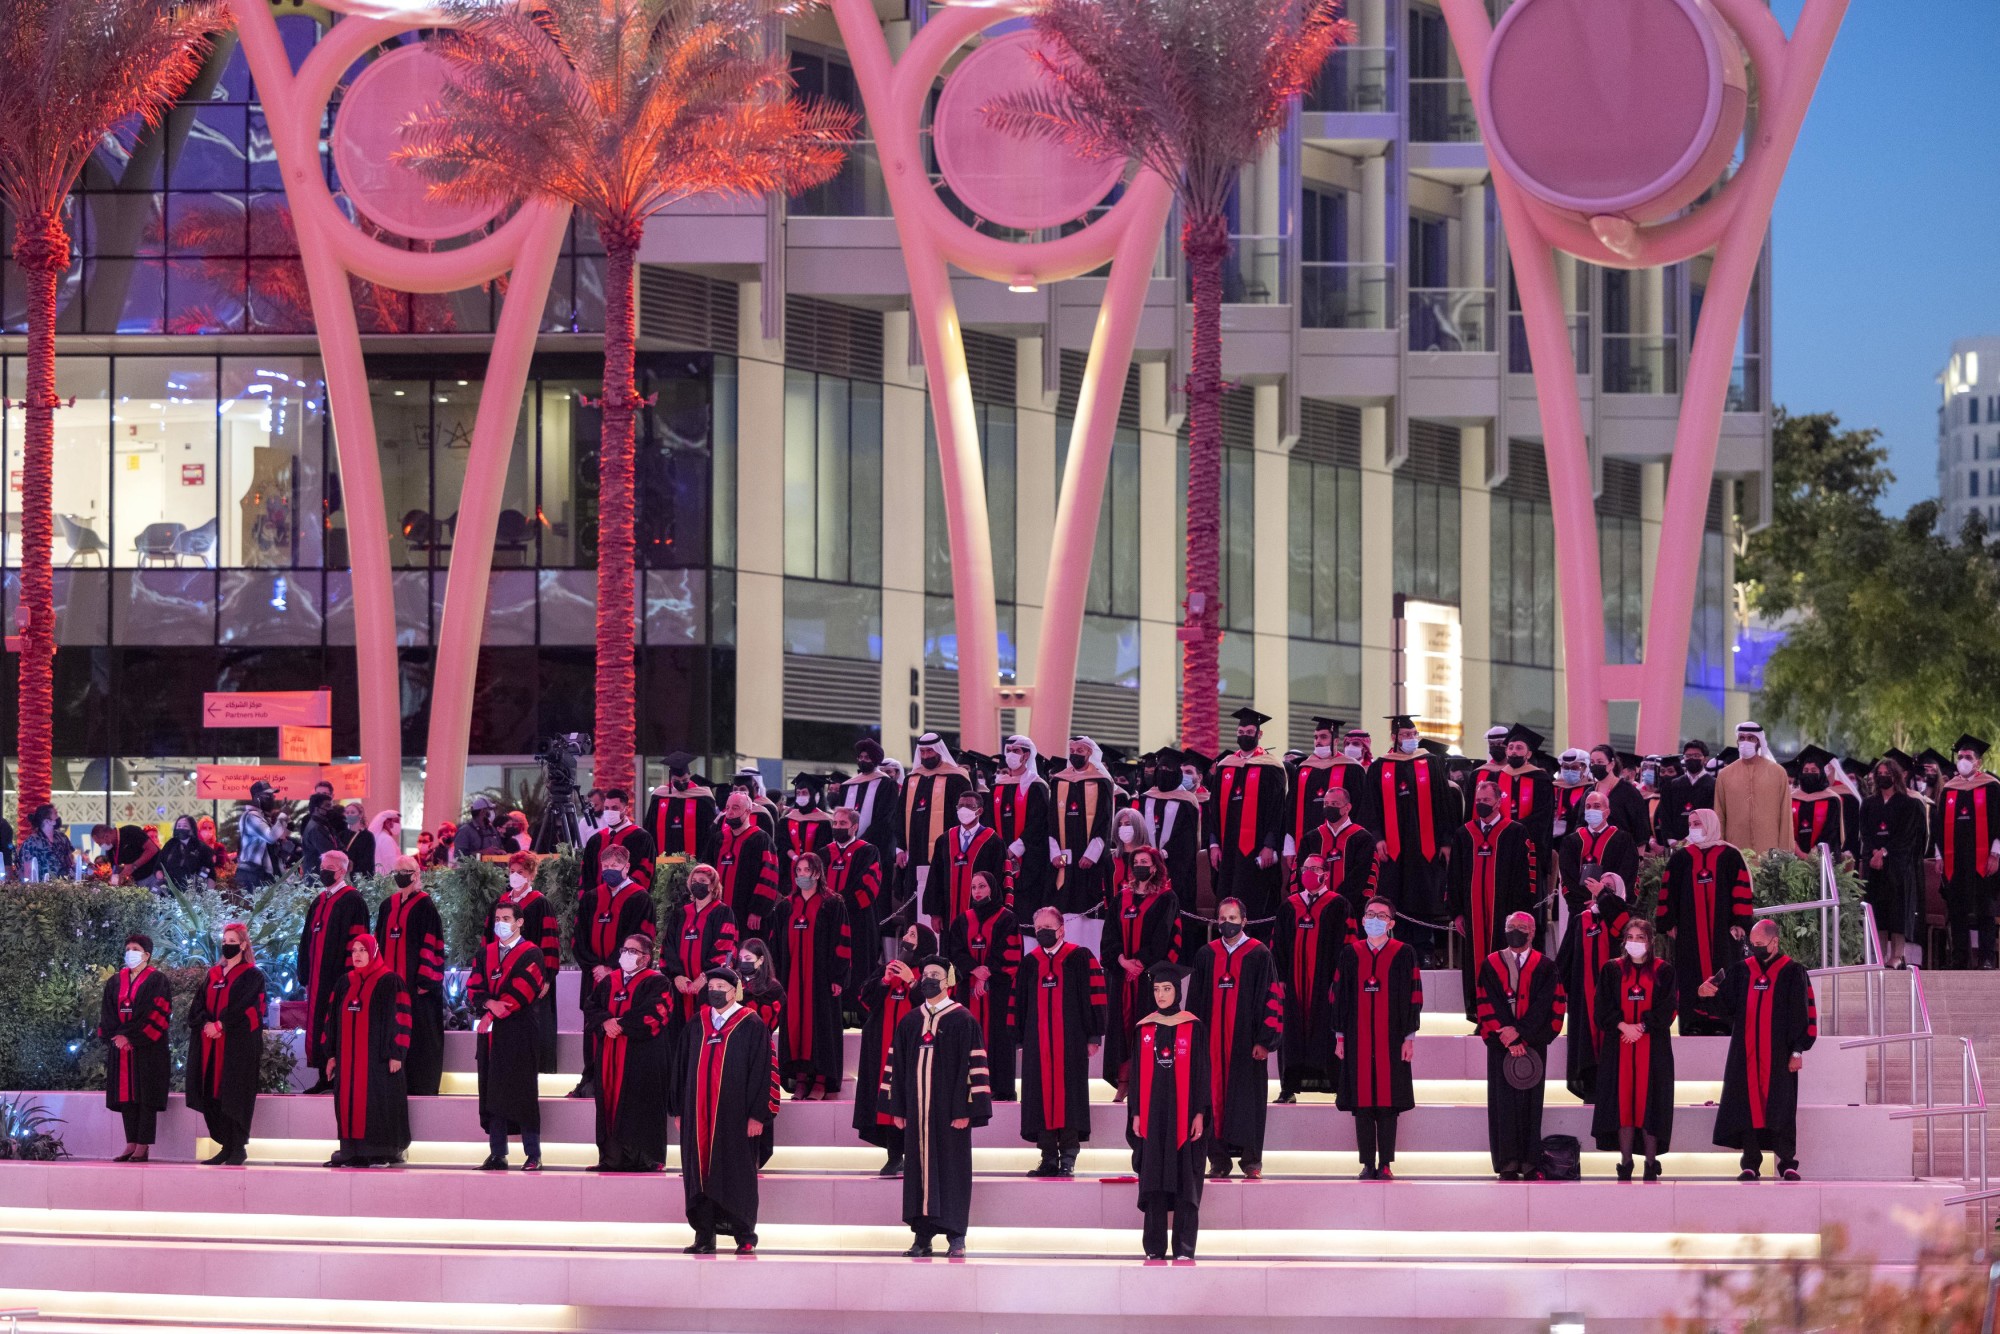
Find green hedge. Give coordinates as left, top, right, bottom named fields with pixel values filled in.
left=0, top=881, right=154, bottom=1092
left=1635, top=847, right=1866, bottom=971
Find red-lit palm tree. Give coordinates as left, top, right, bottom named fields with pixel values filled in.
left=988, top=0, right=1350, bottom=753
left=0, top=0, right=224, bottom=826
left=400, top=0, right=853, bottom=793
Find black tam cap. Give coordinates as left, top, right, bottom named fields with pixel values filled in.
left=1147, top=961, right=1191, bottom=987
left=1956, top=734, right=1991, bottom=758
left=1794, top=744, right=1835, bottom=770
left=1231, top=707, right=1272, bottom=728
left=1386, top=714, right=1417, bottom=732
left=663, top=750, right=697, bottom=773
left=1505, top=723, right=1545, bottom=751
left=1310, top=716, right=1342, bottom=732
left=701, top=966, right=741, bottom=989
left=1151, top=747, right=1183, bottom=770
left=1178, top=747, right=1212, bottom=771
left=1883, top=748, right=1916, bottom=772
left=790, top=772, right=827, bottom=793
left=916, top=954, right=952, bottom=976
left=1918, top=748, right=1949, bottom=769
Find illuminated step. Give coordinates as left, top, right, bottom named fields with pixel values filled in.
left=434, top=1073, right=578, bottom=1099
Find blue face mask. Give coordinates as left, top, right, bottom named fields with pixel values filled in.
left=1362, top=917, right=1390, bottom=939
left=1583, top=808, right=1606, bottom=829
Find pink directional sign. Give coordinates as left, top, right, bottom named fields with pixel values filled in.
left=203, top=690, right=332, bottom=728
left=931, top=30, right=1126, bottom=231
left=330, top=42, right=508, bottom=241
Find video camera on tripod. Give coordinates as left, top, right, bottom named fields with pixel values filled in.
left=533, top=732, right=594, bottom=852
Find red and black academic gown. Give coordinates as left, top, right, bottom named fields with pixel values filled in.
left=579, top=820, right=658, bottom=900
left=853, top=971, right=917, bottom=1148
left=886, top=999, right=993, bottom=1240
left=298, top=885, right=370, bottom=1070
left=186, top=962, right=266, bottom=1142
left=902, top=766, right=972, bottom=905
left=1475, top=948, right=1565, bottom=1172
left=1295, top=819, right=1379, bottom=911
left=1014, top=940, right=1108, bottom=1141
left=1550, top=781, right=1591, bottom=848
left=486, top=889, right=562, bottom=1072
left=584, top=966, right=673, bottom=1168
left=1189, top=937, right=1282, bottom=1162
left=947, top=898, right=1021, bottom=1100
left=678, top=1005, right=778, bottom=1233
left=1555, top=897, right=1631, bottom=1099
left=664, top=897, right=738, bottom=1048
left=1590, top=956, right=1677, bottom=1151
left=1790, top=791, right=1846, bottom=856
left=1287, top=758, right=1366, bottom=857
left=778, top=807, right=834, bottom=882
left=992, top=776, right=1054, bottom=915
left=1657, top=842, right=1753, bottom=1035
left=1933, top=776, right=2000, bottom=923
left=1212, top=753, right=1289, bottom=929
left=927, top=823, right=1003, bottom=924
left=1558, top=824, right=1639, bottom=912
left=647, top=782, right=718, bottom=865
left=470, top=938, right=546, bottom=1137
left=1050, top=772, right=1113, bottom=917
left=1364, top=754, right=1458, bottom=922
left=98, top=966, right=171, bottom=1116
left=837, top=771, right=902, bottom=873
left=324, top=963, right=412, bottom=1157
left=1711, top=952, right=1818, bottom=1153
left=571, top=876, right=658, bottom=1075
left=770, top=888, right=851, bottom=1088
left=1446, top=816, right=1538, bottom=1019
left=1330, top=938, right=1422, bottom=1113
left=825, top=837, right=882, bottom=1005
left=715, top=821, right=780, bottom=935
left=1127, top=1012, right=1210, bottom=1221
left=1101, top=887, right=1183, bottom=1092
left=1139, top=789, right=1204, bottom=903
left=1272, top=887, right=1350, bottom=1092
left=377, top=891, right=445, bottom=1094
left=1491, top=764, right=1555, bottom=872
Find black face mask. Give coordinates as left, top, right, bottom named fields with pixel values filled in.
left=1506, top=752, right=1527, bottom=769
left=1035, top=926, right=1059, bottom=949
left=1474, top=801, right=1496, bottom=820
left=1876, top=772, right=1895, bottom=791
left=602, top=869, right=625, bottom=887
left=317, top=868, right=340, bottom=887
left=1589, top=763, right=1610, bottom=781
left=920, top=753, right=941, bottom=770
left=220, top=942, right=241, bottom=959
left=1505, top=929, right=1531, bottom=949
left=1683, top=757, right=1704, bottom=774
left=174, top=827, right=194, bottom=842
left=690, top=879, right=713, bottom=899
left=1597, top=890, right=1624, bottom=913
left=1131, top=864, right=1154, bottom=884
left=1488, top=743, right=1507, bottom=763
left=1218, top=920, right=1243, bottom=940
left=1237, top=732, right=1259, bottom=751
left=857, top=757, right=878, bottom=774
left=1799, top=772, right=1828, bottom=794
left=393, top=871, right=415, bottom=888
left=1751, top=943, right=1775, bottom=963
left=917, top=976, right=944, bottom=1000
left=704, top=988, right=730, bottom=1009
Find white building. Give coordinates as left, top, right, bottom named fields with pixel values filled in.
left=1937, top=335, right=2000, bottom=536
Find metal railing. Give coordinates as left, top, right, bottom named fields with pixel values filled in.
left=1409, top=77, right=1480, bottom=143
left=0, top=1311, right=35, bottom=1334
left=1506, top=311, right=1592, bottom=375
left=1305, top=45, right=1395, bottom=115
left=1728, top=354, right=1764, bottom=412
left=1601, top=333, right=1681, bottom=394
left=1301, top=261, right=1391, bottom=329
left=1408, top=287, right=1494, bottom=352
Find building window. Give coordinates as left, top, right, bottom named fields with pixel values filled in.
left=783, top=368, right=882, bottom=586
left=1288, top=455, right=1362, bottom=644
left=1060, top=421, right=1141, bottom=619
left=924, top=401, right=1017, bottom=603
left=1600, top=513, right=1645, bottom=666
left=1972, top=471, right=1981, bottom=499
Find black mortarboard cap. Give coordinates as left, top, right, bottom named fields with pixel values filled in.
left=790, top=771, right=827, bottom=792
left=823, top=769, right=851, bottom=785
left=1310, top=716, right=1342, bottom=732
left=916, top=954, right=952, bottom=976
left=1505, top=723, right=1545, bottom=751
left=1147, top=961, right=1191, bottom=987
left=1231, top=706, right=1272, bottom=728
left=1956, top=734, right=1991, bottom=758
left=1418, top=738, right=1449, bottom=758
left=1152, top=747, right=1183, bottom=770
left=1178, top=747, right=1212, bottom=771
left=663, top=750, right=698, bottom=773
left=1919, top=748, right=1949, bottom=769
left=1883, top=747, right=1915, bottom=772
left=1794, top=744, right=1835, bottom=770
left=1386, top=713, right=1417, bottom=732
left=1100, top=745, right=1127, bottom=767
left=1718, top=747, right=1740, bottom=765
left=1618, top=751, right=1642, bottom=771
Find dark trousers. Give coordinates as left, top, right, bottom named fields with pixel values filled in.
left=911, top=1215, right=963, bottom=1247
left=121, top=1107, right=158, bottom=1146
left=203, top=1109, right=249, bottom=1151
left=1210, top=1138, right=1259, bottom=1171
left=488, top=1122, right=541, bottom=1160
left=1037, top=1129, right=1080, bottom=1161
left=1141, top=1197, right=1199, bottom=1258
left=1280, top=1063, right=1333, bottom=1098
left=689, top=1194, right=756, bottom=1244
left=533, top=988, right=560, bottom=1073
left=1947, top=897, right=1997, bottom=968
left=1354, top=1108, right=1399, bottom=1169
left=1738, top=1125, right=1798, bottom=1174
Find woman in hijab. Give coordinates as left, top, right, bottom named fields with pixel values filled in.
left=160, top=815, right=218, bottom=885
left=322, top=933, right=412, bottom=1168
left=853, top=921, right=938, bottom=1176
left=99, top=933, right=172, bottom=1161
left=186, top=922, right=267, bottom=1164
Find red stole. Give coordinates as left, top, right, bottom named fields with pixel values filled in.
left=694, top=1007, right=756, bottom=1180
left=1576, top=907, right=1629, bottom=1050
left=1684, top=845, right=1725, bottom=977
left=199, top=965, right=258, bottom=1099
left=1350, top=940, right=1404, bottom=1108
left=1615, top=959, right=1659, bottom=1129
left=1462, top=817, right=1513, bottom=962
left=1497, top=767, right=1536, bottom=819
left=334, top=965, right=390, bottom=1140
left=1286, top=890, right=1336, bottom=1018
left=1378, top=760, right=1439, bottom=861
left=782, top=892, right=830, bottom=1063
left=1204, top=940, right=1246, bottom=1136
left=1943, top=785, right=1993, bottom=883
left=305, top=886, right=359, bottom=1004
left=600, top=967, right=660, bottom=1124
left=655, top=793, right=703, bottom=859
left=585, top=881, right=649, bottom=960
left=674, top=900, right=726, bottom=1020
left=114, top=967, right=156, bottom=1102
left=1219, top=759, right=1269, bottom=856
left=868, top=981, right=914, bottom=1125
left=944, top=826, right=997, bottom=922
left=1133, top=1020, right=1196, bottom=1145
left=1033, top=944, right=1075, bottom=1130
left=1741, top=954, right=1792, bottom=1128
left=1792, top=797, right=1832, bottom=854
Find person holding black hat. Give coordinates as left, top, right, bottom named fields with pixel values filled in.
left=778, top=772, right=836, bottom=884
left=991, top=734, right=1055, bottom=916
left=1332, top=896, right=1422, bottom=1178
left=1861, top=754, right=1926, bottom=967
left=886, top=954, right=993, bottom=1257
left=1139, top=748, right=1206, bottom=897
left=1365, top=714, right=1459, bottom=964
left=1789, top=745, right=1847, bottom=856
left=836, top=738, right=902, bottom=871
left=1127, top=960, right=1209, bottom=1259
left=674, top=966, right=777, bottom=1254
left=1476, top=910, right=1564, bottom=1179
left=1210, top=707, right=1290, bottom=939
left=1286, top=718, right=1365, bottom=871
left=1448, top=778, right=1539, bottom=1022
left=1016, top=908, right=1107, bottom=1176
left=1933, top=734, right=2000, bottom=969
left=100, top=933, right=172, bottom=1162
left=647, top=752, right=719, bottom=865
left=1189, top=897, right=1280, bottom=1179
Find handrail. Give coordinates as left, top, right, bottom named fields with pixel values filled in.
left=1843, top=1028, right=1984, bottom=1230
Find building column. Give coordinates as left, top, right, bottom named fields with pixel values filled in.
left=1252, top=384, right=1290, bottom=741
left=1359, top=405, right=1396, bottom=727
left=881, top=314, right=928, bottom=751
left=1015, top=335, right=1057, bottom=741
left=734, top=280, right=786, bottom=766
left=1458, top=424, right=1492, bottom=748
left=1138, top=360, right=1181, bottom=747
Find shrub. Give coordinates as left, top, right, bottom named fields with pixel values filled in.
left=0, top=881, right=154, bottom=1091
left=1748, top=847, right=1866, bottom=967
left=0, top=1094, right=68, bottom=1160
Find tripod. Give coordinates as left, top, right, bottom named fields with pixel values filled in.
left=534, top=788, right=585, bottom=854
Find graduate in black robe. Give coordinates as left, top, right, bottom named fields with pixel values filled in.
left=322, top=933, right=412, bottom=1167
left=578, top=790, right=659, bottom=895
left=770, top=851, right=851, bottom=1097
left=886, top=956, right=994, bottom=1257
left=1933, top=733, right=2000, bottom=969
left=472, top=900, right=547, bottom=1170
left=1294, top=785, right=1379, bottom=907
left=1101, top=846, right=1183, bottom=1096
left=927, top=793, right=1005, bottom=924
left=855, top=922, right=934, bottom=1173
left=1555, top=878, right=1632, bottom=1099
left=1363, top=716, right=1459, bottom=963
left=646, top=752, right=719, bottom=864
left=1586, top=747, right=1653, bottom=845
left=1127, top=962, right=1209, bottom=1260
left=1016, top=909, right=1108, bottom=1176
left=376, top=861, right=446, bottom=1096
left=1557, top=797, right=1640, bottom=913
left=1657, top=810, right=1752, bottom=1035
left=676, top=967, right=778, bottom=1254
left=836, top=737, right=902, bottom=874
left=1272, top=851, right=1350, bottom=1100
left=716, top=793, right=782, bottom=935
left=585, top=932, right=675, bottom=1171
left=825, top=808, right=883, bottom=1019
left=1188, top=901, right=1281, bottom=1178
left=187, top=923, right=266, bottom=1164
left=662, top=867, right=739, bottom=1054
left=1654, top=742, right=1717, bottom=844
left=1331, top=898, right=1423, bottom=1179
left=1285, top=719, right=1366, bottom=863
left=1789, top=745, right=1847, bottom=856
left=99, top=934, right=172, bottom=1160
left=1475, top=913, right=1565, bottom=1178
left=1050, top=737, right=1116, bottom=917
left=489, top=854, right=562, bottom=1074
left=778, top=772, right=837, bottom=884
left=568, top=845, right=658, bottom=1098
left=297, top=856, right=371, bottom=1092
left=1591, top=920, right=1677, bottom=1180
left=992, top=734, right=1055, bottom=914
left=1861, top=758, right=1927, bottom=964
left=901, top=734, right=973, bottom=917
left=1211, top=709, right=1290, bottom=936
left=1138, top=748, right=1206, bottom=906
left=1701, top=919, right=1818, bottom=1179
left=946, top=871, right=1020, bottom=1101
left=1489, top=725, right=1555, bottom=872
left=1447, top=780, right=1538, bottom=1021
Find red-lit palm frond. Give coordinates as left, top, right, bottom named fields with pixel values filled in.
left=0, top=0, right=228, bottom=262
left=397, top=0, right=857, bottom=251
left=985, top=0, right=1353, bottom=222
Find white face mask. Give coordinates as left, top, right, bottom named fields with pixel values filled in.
left=494, top=921, right=516, bottom=943
left=1739, top=738, right=1760, bottom=758
left=1005, top=751, right=1026, bottom=771
left=1624, top=940, right=1648, bottom=961
left=1960, top=758, right=1979, bottom=777
left=507, top=872, right=528, bottom=891
left=124, top=949, right=144, bottom=970
left=1312, top=745, right=1332, bottom=759
left=957, top=808, right=979, bottom=826
left=1117, top=825, right=1138, bottom=844
left=1180, top=772, right=1198, bottom=790
left=1362, top=917, right=1390, bottom=939
left=619, top=951, right=642, bottom=973
left=796, top=793, right=811, bottom=807
left=1583, top=808, right=1606, bottom=829
left=1344, top=745, right=1364, bottom=761
left=1398, top=737, right=1419, bottom=754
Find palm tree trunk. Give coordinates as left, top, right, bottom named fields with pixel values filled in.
left=1179, top=211, right=1229, bottom=756
left=593, top=232, right=640, bottom=797
left=14, top=211, right=66, bottom=828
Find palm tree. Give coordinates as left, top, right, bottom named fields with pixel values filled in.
left=400, top=0, right=853, bottom=794
left=988, top=0, right=1350, bottom=753
left=0, top=0, right=224, bottom=826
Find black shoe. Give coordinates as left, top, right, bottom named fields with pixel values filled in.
left=1643, top=1159, right=1663, bottom=1183
left=945, top=1238, right=966, bottom=1258
left=1026, top=1158, right=1059, bottom=1178
left=683, top=1236, right=717, bottom=1255
left=566, top=1080, right=596, bottom=1100
left=1376, top=1165, right=1394, bottom=1181
left=1357, top=1166, right=1377, bottom=1181
left=202, top=1148, right=230, bottom=1165
left=388, top=1152, right=407, bottom=1166
left=735, top=1236, right=757, bottom=1255
left=303, top=1078, right=333, bottom=1095
left=478, top=1154, right=509, bottom=1171
left=1144, top=1252, right=1167, bottom=1261
left=1780, top=1167, right=1802, bottom=1182
left=1274, top=1092, right=1297, bottom=1105
left=223, top=1148, right=249, bottom=1166
left=1208, top=1160, right=1233, bottom=1180
left=1737, top=1169, right=1760, bottom=1182
left=902, top=1240, right=934, bottom=1258
left=112, top=1150, right=135, bottom=1163
left=1615, top=1160, right=1634, bottom=1182
left=879, top=1155, right=904, bottom=1178
left=1057, top=1153, right=1077, bottom=1178
left=1498, top=1169, right=1521, bottom=1182
left=523, top=1158, right=542, bottom=1173
left=325, top=1151, right=350, bottom=1168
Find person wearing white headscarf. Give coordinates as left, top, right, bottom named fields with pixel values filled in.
left=899, top=733, right=971, bottom=926
left=370, top=809, right=404, bottom=876
left=1715, top=722, right=1791, bottom=854
left=1659, top=807, right=1753, bottom=1035
left=992, top=734, right=1054, bottom=916
left=1554, top=865, right=1634, bottom=1099
left=1050, top=736, right=1115, bottom=923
